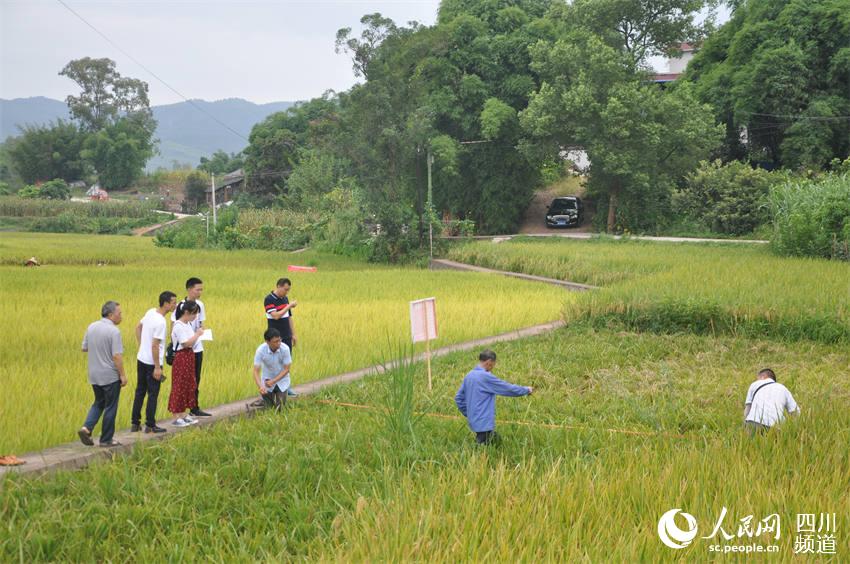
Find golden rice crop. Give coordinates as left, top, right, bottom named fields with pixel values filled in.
left=0, top=233, right=568, bottom=453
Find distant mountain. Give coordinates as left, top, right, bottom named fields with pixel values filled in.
left=0, top=97, right=70, bottom=135
left=0, top=97, right=296, bottom=171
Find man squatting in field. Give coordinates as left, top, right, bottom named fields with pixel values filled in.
left=455, top=350, right=533, bottom=445
left=743, top=368, right=800, bottom=435
left=253, top=328, right=293, bottom=411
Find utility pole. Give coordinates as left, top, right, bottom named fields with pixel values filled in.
left=427, top=146, right=434, bottom=260
left=211, top=173, right=217, bottom=229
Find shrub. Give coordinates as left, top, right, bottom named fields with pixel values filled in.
left=769, top=173, right=850, bottom=260
left=39, top=179, right=71, bottom=200
left=673, top=160, right=776, bottom=235
left=17, top=184, right=40, bottom=199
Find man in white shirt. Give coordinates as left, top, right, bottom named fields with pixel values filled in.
left=173, top=277, right=211, bottom=417
left=744, top=368, right=800, bottom=435
left=132, top=291, right=177, bottom=433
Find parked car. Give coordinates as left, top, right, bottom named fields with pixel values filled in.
left=545, top=196, right=583, bottom=228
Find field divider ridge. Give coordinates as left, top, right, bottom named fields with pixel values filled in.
left=429, top=258, right=598, bottom=291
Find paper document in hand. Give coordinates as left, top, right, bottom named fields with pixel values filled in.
left=200, top=329, right=213, bottom=341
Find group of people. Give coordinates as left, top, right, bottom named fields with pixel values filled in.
left=77, top=274, right=800, bottom=448
left=78, top=278, right=211, bottom=446
left=80, top=276, right=301, bottom=446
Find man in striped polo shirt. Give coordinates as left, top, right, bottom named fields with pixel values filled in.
left=264, top=278, right=298, bottom=397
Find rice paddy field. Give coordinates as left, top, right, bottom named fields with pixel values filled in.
left=2, top=233, right=849, bottom=561
left=448, top=237, right=850, bottom=343
left=0, top=233, right=567, bottom=454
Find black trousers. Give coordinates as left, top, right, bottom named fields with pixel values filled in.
left=83, top=381, right=121, bottom=443
left=194, top=351, right=203, bottom=406
left=282, top=336, right=293, bottom=353
left=262, top=385, right=288, bottom=411
left=475, top=430, right=498, bottom=445
left=131, top=360, right=161, bottom=427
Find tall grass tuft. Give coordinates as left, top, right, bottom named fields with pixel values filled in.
left=376, top=345, right=429, bottom=448
left=769, top=172, right=850, bottom=260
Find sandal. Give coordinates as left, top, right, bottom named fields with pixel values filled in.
left=78, top=427, right=94, bottom=446
left=98, top=440, right=122, bottom=447
left=0, top=455, right=26, bottom=466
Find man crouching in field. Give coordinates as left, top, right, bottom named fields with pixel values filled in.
left=253, top=328, right=292, bottom=411
left=743, top=368, right=800, bottom=435
left=455, top=350, right=533, bottom=445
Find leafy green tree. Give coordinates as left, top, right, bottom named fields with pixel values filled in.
left=59, top=57, right=158, bottom=188
left=60, top=57, right=152, bottom=131
left=7, top=120, right=89, bottom=184
left=335, top=3, right=557, bottom=235
left=563, top=0, right=719, bottom=68
left=685, top=0, right=850, bottom=169
left=183, top=171, right=209, bottom=212
left=243, top=95, right=340, bottom=203
left=198, top=150, right=244, bottom=176
left=336, top=13, right=403, bottom=79
left=81, top=113, right=156, bottom=189
left=522, top=27, right=722, bottom=232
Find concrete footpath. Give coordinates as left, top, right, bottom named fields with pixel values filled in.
left=442, top=232, right=768, bottom=244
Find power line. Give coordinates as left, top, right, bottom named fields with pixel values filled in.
left=742, top=111, right=850, bottom=121
left=55, top=0, right=250, bottom=144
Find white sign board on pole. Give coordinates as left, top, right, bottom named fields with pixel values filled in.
left=410, top=297, right=437, bottom=391
left=410, top=297, right=437, bottom=343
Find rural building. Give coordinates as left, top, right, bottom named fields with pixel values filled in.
left=652, top=43, right=698, bottom=84
left=206, top=168, right=244, bottom=206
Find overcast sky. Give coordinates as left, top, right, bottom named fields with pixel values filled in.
left=1, top=0, right=728, bottom=107
left=0, top=0, right=442, bottom=105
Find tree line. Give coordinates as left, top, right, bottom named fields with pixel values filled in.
left=3, top=0, right=848, bottom=254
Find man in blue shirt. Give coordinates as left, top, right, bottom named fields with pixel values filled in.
left=455, top=350, right=533, bottom=445
left=252, top=328, right=292, bottom=411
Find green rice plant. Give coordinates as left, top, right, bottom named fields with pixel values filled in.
left=375, top=345, right=430, bottom=448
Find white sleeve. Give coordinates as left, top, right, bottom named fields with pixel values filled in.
left=172, top=324, right=189, bottom=348
left=153, top=318, right=166, bottom=341
left=198, top=301, right=206, bottom=323
left=785, top=389, right=799, bottom=413
left=744, top=383, right=756, bottom=405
